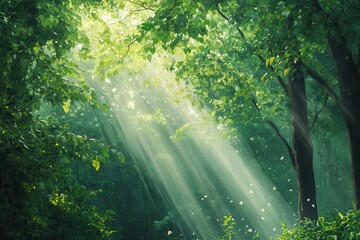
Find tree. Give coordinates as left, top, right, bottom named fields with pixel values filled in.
left=135, top=0, right=322, bottom=220
left=0, top=0, right=115, bottom=238
left=306, top=0, right=360, bottom=210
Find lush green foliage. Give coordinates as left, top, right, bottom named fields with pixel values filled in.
left=277, top=210, right=360, bottom=240
left=136, top=0, right=358, bottom=218
left=1, top=0, right=358, bottom=239
left=0, top=0, right=117, bottom=238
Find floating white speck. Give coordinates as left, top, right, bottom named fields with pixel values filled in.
left=167, top=230, right=172, bottom=235
left=273, top=186, right=277, bottom=190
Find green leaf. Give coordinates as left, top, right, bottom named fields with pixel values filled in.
left=102, top=148, right=110, bottom=158
left=146, top=53, right=152, bottom=62
left=119, top=153, right=125, bottom=164
left=183, top=47, right=192, bottom=54
left=62, top=99, right=71, bottom=113
left=92, top=159, right=101, bottom=171
left=101, top=103, right=109, bottom=112
left=266, top=56, right=275, bottom=67
left=284, top=68, right=291, bottom=76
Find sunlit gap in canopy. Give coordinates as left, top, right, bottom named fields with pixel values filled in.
left=90, top=56, right=295, bottom=239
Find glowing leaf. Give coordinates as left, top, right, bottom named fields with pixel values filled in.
left=266, top=56, right=275, bottom=67
left=62, top=99, right=71, bottom=113
left=284, top=68, right=291, bottom=76
left=33, top=43, right=41, bottom=54
left=92, top=159, right=100, bottom=171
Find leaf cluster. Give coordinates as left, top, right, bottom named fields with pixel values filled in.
left=277, top=210, right=360, bottom=240
left=0, top=0, right=119, bottom=238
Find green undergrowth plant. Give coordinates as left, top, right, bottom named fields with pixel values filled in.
left=276, top=210, right=360, bottom=240
left=218, top=214, right=260, bottom=240
left=219, top=214, right=236, bottom=240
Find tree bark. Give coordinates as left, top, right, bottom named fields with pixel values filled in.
left=288, top=64, right=318, bottom=220
left=345, top=108, right=360, bottom=209
left=327, top=34, right=360, bottom=209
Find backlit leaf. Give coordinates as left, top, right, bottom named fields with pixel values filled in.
left=266, top=56, right=275, bottom=67
left=92, top=159, right=100, bottom=171
left=284, top=68, right=291, bottom=76
left=62, top=99, right=71, bottom=113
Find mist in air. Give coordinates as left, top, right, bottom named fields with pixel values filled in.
left=91, top=57, right=295, bottom=239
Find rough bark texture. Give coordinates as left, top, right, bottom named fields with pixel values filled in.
left=327, top=34, right=360, bottom=209
left=289, top=64, right=318, bottom=220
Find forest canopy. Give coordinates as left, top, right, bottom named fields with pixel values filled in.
left=1, top=0, right=360, bottom=239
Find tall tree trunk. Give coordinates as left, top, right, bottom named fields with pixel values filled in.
left=289, top=64, right=318, bottom=220
left=327, top=34, right=360, bottom=209
left=345, top=102, right=360, bottom=209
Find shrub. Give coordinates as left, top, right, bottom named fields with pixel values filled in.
left=276, top=210, right=360, bottom=240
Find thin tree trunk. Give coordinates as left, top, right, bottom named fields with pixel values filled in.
left=289, top=64, right=318, bottom=220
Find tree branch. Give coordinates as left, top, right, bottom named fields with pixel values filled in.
left=248, top=87, right=261, bottom=112
left=265, top=119, right=295, bottom=168
left=109, top=7, right=155, bottom=25
left=215, top=2, right=245, bottom=39
left=302, top=62, right=342, bottom=107
left=247, top=88, right=295, bottom=168
left=302, top=60, right=358, bottom=124
left=216, top=1, right=291, bottom=99
left=311, top=0, right=327, bottom=20
left=116, top=38, right=138, bottom=62
left=216, top=1, right=297, bottom=167
left=126, top=0, right=156, bottom=11
left=310, top=94, right=329, bottom=131
left=256, top=54, right=289, bottom=96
